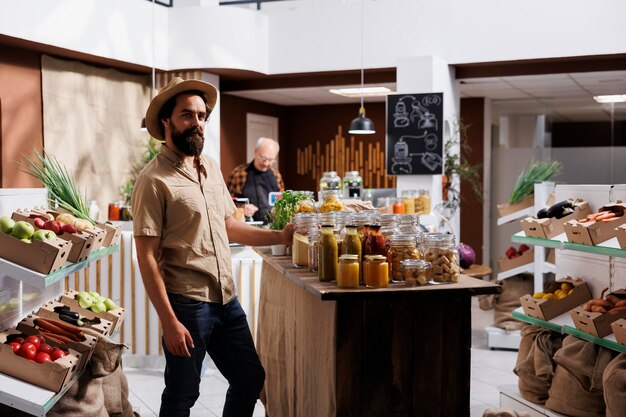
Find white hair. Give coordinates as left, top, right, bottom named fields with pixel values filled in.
left=255, top=137, right=279, bottom=151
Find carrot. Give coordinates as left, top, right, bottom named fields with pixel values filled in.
left=39, top=318, right=82, bottom=335
left=608, top=306, right=626, bottom=315
left=591, top=305, right=607, bottom=313
left=40, top=331, right=74, bottom=345
left=583, top=303, right=592, bottom=311
left=615, top=300, right=626, bottom=307
left=596, top=212, right=617, bottom=221
left=602, top=217, right=621, bottom=222
left=35, top=318, right=82, bottom=341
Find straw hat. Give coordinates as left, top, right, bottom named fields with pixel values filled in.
left=145, top=77, right=218, bottom=141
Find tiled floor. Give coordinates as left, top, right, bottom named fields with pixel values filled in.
left=125, top=297, right=518, bottom=417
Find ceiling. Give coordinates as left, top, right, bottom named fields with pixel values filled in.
left=225, top=70, right=626, bottom=122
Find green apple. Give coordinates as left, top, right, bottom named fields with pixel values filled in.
left=20, top=238, right=32, bottom=244
left=77, top=292, right=94, bottom=309
left=11, top=221, right=35, bottom=240
left=32, top=229, right=57, bottom=242
left=0, top=216, right=15, bottom=234
left=104, top=298, right=117, bottom=311
left=91, top=302, right=106, bottom=313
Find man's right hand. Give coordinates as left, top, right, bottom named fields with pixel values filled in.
left=162, top=319, right=195, bottom=358
left=244, top=203, right=258, bottom=218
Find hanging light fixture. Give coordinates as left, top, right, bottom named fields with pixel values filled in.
left=348, top=0, right=375, bottom=135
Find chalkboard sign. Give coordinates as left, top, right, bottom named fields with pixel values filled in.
left=386, top=93, right=443, bottom=175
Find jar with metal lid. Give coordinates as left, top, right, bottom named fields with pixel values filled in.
left=308, top=229, right=320, bottom=272
left=320, top=171, right=341, bottom=192
left=318, top=225, right=338, bottom=282
left=319, top=189, right=345, bottom=213
left=376, top=197, right=393, bottom=214
left=318, top=211, right=337, bottom=228
left=401, top=190, right=417, bottom=214
left=401, top=259, right=433, bottom=287
left=388, top=234, right=420, bottom=282
left=362, top=224, right=387, bottom=258
left=363, top=255, right=389, bottom=288
left=334, top=212, right=349, bottom=237
left=398, top=214, right=420, bottom=235
left=295, top=191, right=317, bottom=214
left=415, top=189, right=431, bottom=215
left=292, top=213, right=319, bottom=268
left=342, top=171, right=363, bottom=198
left=423, top=234, right=460, bottom=283
left=337, top=254, right=360, bottom=288
left=379, top=214, right=400, bottom=250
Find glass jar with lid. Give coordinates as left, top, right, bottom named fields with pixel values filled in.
left=353, top=211, right=376, bottom=239
left=337, top=254, right=360, bottom=288
left=423, top=234, right=460, bottom=283
left=392, top=198, right=405, bottom=214
left=388, top=234, right=420, bottom=282
left=363, top=224, right=387, bottom=258
left=398, top=214, right=420, bottom=235
left=308, top=229, right=320, bottom=272
left=401, top=190, right=417, bottom=214
left=401, top=259, right=433, bottom=287
left=379, top=214, right=400, bottom=250
left=320, top=171, right=341, bottom=192
left=376, top=197, right=393, bottom=214
left=341, top=224, right=362, bottom=282
left=363, top=255, right=389, bottom=288
left=295, top=191, right=317, bottom=214
left=292, top=213, right=319, bottom=268
left=342, top=171, right=363, bottom=198
left=319, top=189, right=345, bottom=213
left=318, top=225, right=338, bottom=282
left=415, top=189, right=431, bottom=215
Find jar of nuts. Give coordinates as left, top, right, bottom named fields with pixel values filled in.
left=388, top=234, right=420, bottom=282
left=423, top=234, right=460, bottom=283
left=401, top=259, right=433, bottom=286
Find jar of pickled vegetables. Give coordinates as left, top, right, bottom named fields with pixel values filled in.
left=292, top=213, right=319, bottom=268
left=308, top=229, right=320, bottom=272
left=388, top=234, right=420, bottom=282
left=401, top=190, right=417, bottom=214
left=362, top=224, right=387, bottom=258
left=363, top=255, right=389, bottom=288
left=318, top=225, right=338, bottom=282
left=423, top=234, right=460, bottom=283
left=337, top=254, right=360, bottom=288
left=354, top=211, right=376, bottom=239
left=319, top=189, right=345, bottom=213
left=402, top=259, right=433, bottom=287
left=295, top=191, right=317, bottom=214
left=392, top=198, right=405, bottom=214
left=415, top=189, right=431, bottom=215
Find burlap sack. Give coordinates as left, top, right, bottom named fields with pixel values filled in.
left=478, top=278, right=499, bottom=311
left=545, top=335, right=617, bottom=417
left=514, top=324, right=564, bottom=404
left=482, top=408, right=531, bottom=417
left=603, top=353, right=626, bottom=417
left=494, top=274, right=533, bottom=331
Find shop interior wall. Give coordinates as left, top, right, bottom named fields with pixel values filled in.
left=0, top=44, right=43, bottom=188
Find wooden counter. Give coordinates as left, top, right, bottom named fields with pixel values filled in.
left=256, top=253, right=500, bottom=417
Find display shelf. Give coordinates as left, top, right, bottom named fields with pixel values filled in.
left=511, top=307, right=572, bottom=333
left=542, top=262, right=556, bottom=274
left=512, top=232, right=626, bottom=258
left=511, top=231, right=564, bottom=249
left=499, top=385, right=569, bottom=417
left=0, top=370, right=83, bottom=417
left=486, top=325, right=521, bottom=350
left=497, top=206, right=534, bottom=226
left=0, top=244, right=119, bottom=288
left=497, top=263, right=534, bottom=281
left=563, top=325, right=626, bottom=354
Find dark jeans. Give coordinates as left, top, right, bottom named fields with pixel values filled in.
left=160, top=294, right=265, bottom=417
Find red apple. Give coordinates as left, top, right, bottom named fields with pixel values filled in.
left=25, top=335, right=41, bottom=350
left=50, top=348, right=66, bottom=361
left=38, top=343, right=53, bottom=355
left=35, top=352, right=51, bottom=364
left=17, top=343, right=37, bottom=360
left=61, top=223, right=78, bottom=234
left=8, top=342, right=21, bottom=353
left=43, top=220, right=60, bottom=235
left=34, top=217, right=46, bottom=229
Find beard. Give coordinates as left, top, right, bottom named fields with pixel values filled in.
left=171, top=125, right=204, bottom=157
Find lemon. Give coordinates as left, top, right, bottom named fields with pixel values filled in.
left=561, top=283, right=571, bottom=291
left=542, top=293, right=555, bottom=300
left=533, top=292, right=545, bottom=299
left=568, top=289, right=574, bottom=295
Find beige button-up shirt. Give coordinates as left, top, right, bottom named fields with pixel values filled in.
left=132, top=145, right=237, bottom=304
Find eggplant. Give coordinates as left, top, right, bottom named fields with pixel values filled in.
left=54, top=307, right=80, bottom=320
left=546, top=200, right=574, bottom=219
left=58, top=313, right=81, bottom=327
left=537, top=208, right=550, bottom=219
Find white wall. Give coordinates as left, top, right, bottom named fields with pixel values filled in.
left=2, top=0, right=625, bottom=74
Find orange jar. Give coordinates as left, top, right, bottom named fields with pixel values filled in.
left=337, top=254, right=360, bottom=288
left=392, top=198, right=405, bottom=214
left=363, top=255, right=389, bottom=288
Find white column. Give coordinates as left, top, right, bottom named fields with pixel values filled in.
left=201, top=72, right=221, bottom=166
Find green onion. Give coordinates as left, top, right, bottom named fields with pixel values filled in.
left=508, top=160, right=562, bottom=205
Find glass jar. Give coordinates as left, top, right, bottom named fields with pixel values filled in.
left=392, top=198, right=405, bottom=214
left=318, top=225, right=338, bottom=282
left=423, top=234, right=460, bottom=283
left=319, top=189, right=345, bottom=213
left=318, top=211, right=337, bottom=228
left=402, top=259, right=433, bottom=287
left=388, top=234, right=420, bottom=282
left=376, top=197, right=393, bottom=214
left=362, top=224, right=387, bottom=258
left=341, top=225, right=362, bottom=282
left=398, top=214, right=420, bottom=235
left=379, top=214, right=400, bottom=250
left=401, top=190, right=417, bottom=214
left=108, top=202, right=121, bottom=221
left=363, top=255, right=389, bottom=288
left=415, top=189, right=431, bottom=215
left=292, top=213, right=319, bottom=268
left=353, top=211, right=376, bottom=239
left=295, top=191, right=316, bottom=214
left=308, top=229, right=320, bottom=272
left=342, top=171, right=363, bottom=198
left=337, top=254, right=360, bottom=288
left=320, top=171, right=341, bottom=192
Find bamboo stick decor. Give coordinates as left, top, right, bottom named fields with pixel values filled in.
left=294, top=125, right=396, bottom=189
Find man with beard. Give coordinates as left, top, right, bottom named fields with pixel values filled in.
left=132, top=77, right=294, bottom=417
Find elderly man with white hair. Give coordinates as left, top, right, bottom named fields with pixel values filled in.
left=226, top=137, right=285, bottom=223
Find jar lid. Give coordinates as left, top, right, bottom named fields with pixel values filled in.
left=339, top=254, right=359, bottom=261
left=425, top=233, right=455, bottom=245
left=364, top=255, right=386, bottom=261
left=389, top=234, right=416, bottom=244
left=344, top=171, right=360, bottom=177
left=401, top=259, right=432, bottom=270
left=321, top=224, right=334, bottom=228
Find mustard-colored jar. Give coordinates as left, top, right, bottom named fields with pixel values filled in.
left=318, top=225, right=338, bottom=282
left=337, top=254, right=360, bottom=288
left=363, top=255, right=389, bottom=288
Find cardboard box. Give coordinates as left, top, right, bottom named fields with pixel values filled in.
left=0, top=328, right=80, bottom=392
left=520, top=277, right=592, bottom=321
left=59, top=290, right=125, bottom=335
left=611, top=318, right=626, bottom=346
left=32, top=208, right=106, bottom=255
left=83, top=226, right=106, bottom=254
left=497, top=249, right=534, bottom=273
left=615, top=224, right=626, bottom=249
left=497, top=195, right=534, bottom=218
left=564, top=202, right=626, bottom=245
left=98, top=222, right=122, bottom=247
left=0, top=228, right=71, bottom=275
left=17, top=314, right=97, bottom=372
left=37, top=300, right=114, bottom=336
left=570, top=306, right=626, bottom=338
left=520, top=201, right=592, bottom=239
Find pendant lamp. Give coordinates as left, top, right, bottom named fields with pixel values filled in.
left=348, top=0, right=375, bottom=135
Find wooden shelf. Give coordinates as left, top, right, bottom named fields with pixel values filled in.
left=497, top=206, right=535, bottom=226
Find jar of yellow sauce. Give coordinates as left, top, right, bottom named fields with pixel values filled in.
left=363, top=255, right=389, bottom=288
left=337, top=254, right=360, bottom=288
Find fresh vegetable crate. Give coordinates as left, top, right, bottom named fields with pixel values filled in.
left=17, top=314, right=97, bottom=372
left=611, top=318, right=626, bottom=346
left=83, top=226, right=106, bottom=253
left=564, top=202, right=626, bottom=245
left=520, top=201, right=591, bottom=239
left=0, top=228, right=71, bottom=275
left=570, top=306, right=626, bottom=338
left=37, top=300, right=114, bottom=336
left=496, top=195, right=534, bottom=218
left=59, top=290, right=125, bottom=335
left=98, top=222, right=122, bottom=247
left=615, top=224, right=626, bottom=249
left=497, top=248, right=534, bottom=273
left=0, top=328, right=80, bottom=392
left=520, top=277, right=592, bottom=321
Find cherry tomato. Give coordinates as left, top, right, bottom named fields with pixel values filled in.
left=36, top=335, right=46, bottom=345
left=17, top=342, right=37, bottom=360
left=25, top=336, right=41, bottom=351
left=10, top=336, right=25, bottom=345
left=38, top=343, right=53, bottom=355
left=50, top=348, right=66, bottom=361
left=35, top=352, right=51, bottom=364
left=8, top=342, right=21, bottom=353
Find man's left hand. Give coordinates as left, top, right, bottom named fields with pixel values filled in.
left=279, top=223, right=295, bottom=245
